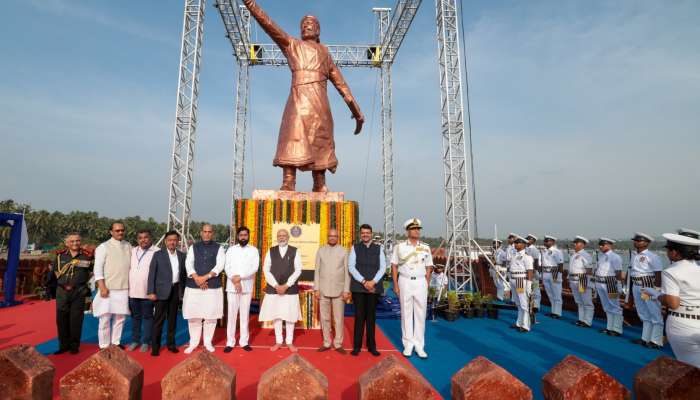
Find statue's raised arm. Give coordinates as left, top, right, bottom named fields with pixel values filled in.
left=242, top=0, right=291, bottom=49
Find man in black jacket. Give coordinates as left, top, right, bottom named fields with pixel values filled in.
left=147, top=230, right=186, bottom=356
left=349, top=224, right=385, bottom=356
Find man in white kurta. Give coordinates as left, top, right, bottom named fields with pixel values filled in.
left=93, top=222, right=132, bottom=349
left=259, top=229, right=302, bottom=352
left=223, top=226, right=259, bottom=353
left=391, top=218, right=434, bottom=359
left=183, top=224, right=225, bottom=353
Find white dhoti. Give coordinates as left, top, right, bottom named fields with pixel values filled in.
left=183, top=287, right=224, bottom=350
left=542, top=271, right=562, bottom=316
left=633, top=284, right=664, bottom=345
left=398, top=276, right=428, bottom=352
left=667, top=315, right=700, bottom=368
left=92, top=289, right=129, bottom=348
left=259, top=293, right=301, bottom=345
left=569, top=279, right=594, bottom=326
left=595, top=279, right=623, bottom=334
left=226, top=291, right=252, bottom=347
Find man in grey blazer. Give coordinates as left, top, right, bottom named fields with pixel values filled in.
left=147, top=230, right=186, bottom=356
left=314, top=228, right=350, bottom=353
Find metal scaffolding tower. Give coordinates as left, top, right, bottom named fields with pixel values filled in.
left=165, top=0, right=477, bottom=293
left=166, top=0, right=206, bottom=245
left=436, top=0, right=476, bottom=292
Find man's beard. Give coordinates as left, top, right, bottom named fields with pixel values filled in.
left=278, top=240, right=288, bottom=246
left=238, top=239, right=249, bottom=247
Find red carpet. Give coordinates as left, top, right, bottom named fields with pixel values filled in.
left=0, top=300, right=441, bottom=399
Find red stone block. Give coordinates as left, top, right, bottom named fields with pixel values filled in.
left=542, top=355, right=630, bottom=400
left=634, top=356, right=700, bottom=400
left=0, top=344, right=55, bottom=400
left=162, top=352, right=236, bottom=400
left=257, top=354, right=328, bottom=400
left=359, top=355, right=433, bottom=400
left=60, top=346, right=143, bottom=400
left=451, top=356, right=532, bottom=400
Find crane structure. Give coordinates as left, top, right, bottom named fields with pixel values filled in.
left=165, top=0, right=478, bottom=292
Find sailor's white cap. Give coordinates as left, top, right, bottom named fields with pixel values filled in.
left=525, top=234, right=538, bottom=241
left=507, top=232, right=517, bottom=239
left=513, top=235, right=527, bottom=244
left=404, top=218, right=422, bottom=230
left=631, top=232, right=654, bottom=242
left=493, top=239, right=503, bottom=244
left=573, top=235, right=589, bottom=244
left=544, top=235, right=557, bottom=242
left=598, top=237, right=616, bottom=245
left=663, top=233, right=700, bottom=247
left=678, top=228, right=700, bottom=239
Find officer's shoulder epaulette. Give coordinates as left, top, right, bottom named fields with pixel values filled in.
left=419, top=241, right=430, bottom=248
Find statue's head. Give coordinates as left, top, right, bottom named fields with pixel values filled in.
left=300, top=15, right=320, bottom=42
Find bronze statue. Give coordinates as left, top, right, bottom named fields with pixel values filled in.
left=242, top=0, right=364, bottom=193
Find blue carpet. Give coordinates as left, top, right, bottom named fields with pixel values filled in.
left=377, top=306, right=672, bottom=399
left=36, top=312, right=191, bottom=355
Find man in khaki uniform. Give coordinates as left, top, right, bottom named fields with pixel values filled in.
left=314, top=228, right=350, bottom=353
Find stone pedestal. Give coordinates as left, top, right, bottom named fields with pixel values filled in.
left=451, top=356, right=532, bottom=400
left=359, top=355, right=433, bottom=400
left=542, top=355, right=630, bottom=400
left=0, top=344, right=54, bottom=400
left=252, top=190, right=344, bottom=202
left=162, top=352, right=236, bottom=400
left=257, top=354, right=328, bottom=400
left=60, top=346, right=143, bottom=400
left=634, top=356, right=700, bottom=400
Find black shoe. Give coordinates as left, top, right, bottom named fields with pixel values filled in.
left=645, top=342, right=663, bottom=350
left=631, top=339, right=646, bottom=345
left=552, top=314, right=561, bottom=319
left=167, top=346, right=179, bottom=354
left=117, top=344, right=126, bottom=350
left=608, top=331, right=621, bottom=337
left=599, top=329, right=609, bottom=334
left=224, top=346, right=233, bottom=353
left=350, top=349, right=360, bottom=356
left=242, top=345, right=252, bottom=352
left=509, top=324, right=519, bottom=329
left=317, top=346, right=331, bottom=352
left=580, top=323, right=591, bottom=328
left=151, top=349, right=160, bottom=356
left=517, top=327, right=527, bottom=333
left=369, top=349, right=381, bottom=357
left=53, top=348, right=69, bottom=355
left=69, top=348, right=79, bottom=354
left=574, top=321, right=583, bottom=326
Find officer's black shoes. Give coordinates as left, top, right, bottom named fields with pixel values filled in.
left=224, top=346, right=234, bottom=353
left=54, top=348, right=69, bottom=355
left=509, top=324, right=518, bottom=329
left=151, top=349, right=160, bottom=357
left=573, top=321, right=582, bottom=326
left=631, top=339, right=647, bottom=346
left=69, top=348, right=79, bottom=354
left=517, top=327, right=528, bottom=333
left=242, top=345, right=253, bottom=352
left=645, top=342, right=662, bottom=350
left=599, top=329, right=610, bottom=334
left=369, top=349, right=380, bottom=357
left=167, top=346, right=179, bottom=354
left=607, top=331, right=621, bottom=337
left=551, top=314, right=561, bottom=319
left=350, top=349, right=361, bottom=356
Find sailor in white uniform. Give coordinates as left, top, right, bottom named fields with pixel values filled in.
left=642, top=233, right=700, bottom=367
left=504, top=233, right=517, bottom=302
left=629, top=232, right=664, bottom=349
left=525, top=235, right=542, bottom=311
left=391, top=218, right=434, bottom=359
left=508, top=235, right=534, bottom=332
left=541, top=235, right=564, bottom=319
left=492, top=239, right=507, bottom=301
left=568, top=236, right=594, bottom=327
left=594, top=238, right=624, bottom=336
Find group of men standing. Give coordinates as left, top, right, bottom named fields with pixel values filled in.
left=52, top=218, right=435, bottom=359
left=491, top=231, right=682, bottom=350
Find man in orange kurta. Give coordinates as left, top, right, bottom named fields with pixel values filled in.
left=243, top=0, right=365, bottom=192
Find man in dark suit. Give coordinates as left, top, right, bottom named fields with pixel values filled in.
left=147, top=230, right=186, bottom=356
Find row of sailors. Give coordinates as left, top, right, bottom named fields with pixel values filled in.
left=491, top=229, right=700, bottom=368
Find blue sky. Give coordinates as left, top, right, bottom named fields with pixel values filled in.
left=1, top=0, right=699, bottom=239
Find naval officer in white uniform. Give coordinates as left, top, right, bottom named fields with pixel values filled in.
left=391, top=218, right=434, bottom=359
left=492, top=239, right=507, bottom=301
left=568, top=236, right=594, bottom=327
left=629, top=232, right=664, bottom=349
left=541, top=235, right=564, bottom=318
left=678, top=228, right=700, bottom=265
left=642, top=233, right=700, bottom=367
left=509, top=235, right=534, bottom=332
left=525, top=235, right=542, bottom=311
left=594, top=238, right=624, bottom=336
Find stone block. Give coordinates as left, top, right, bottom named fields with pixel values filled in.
left=60, top=346, right=143, bottom=400
left=162, top=352, right=236, bottom=400
left=634, top=356, right=700, bottom=400
left=0, top=344, right=54, bottom=400
left=359, top=355, right=433, bottom=400
left=257, top=354, right=327, bottom=400
left=451, top=356, right=532, bottom=400
left=542, top=355, right=630, bottom=400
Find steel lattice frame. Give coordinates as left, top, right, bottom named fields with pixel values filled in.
left=166, top=0, right=477, bottom=294
left=436, top=0, right=476, bottom=292
left=167, top=0, right=205, bottom=245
